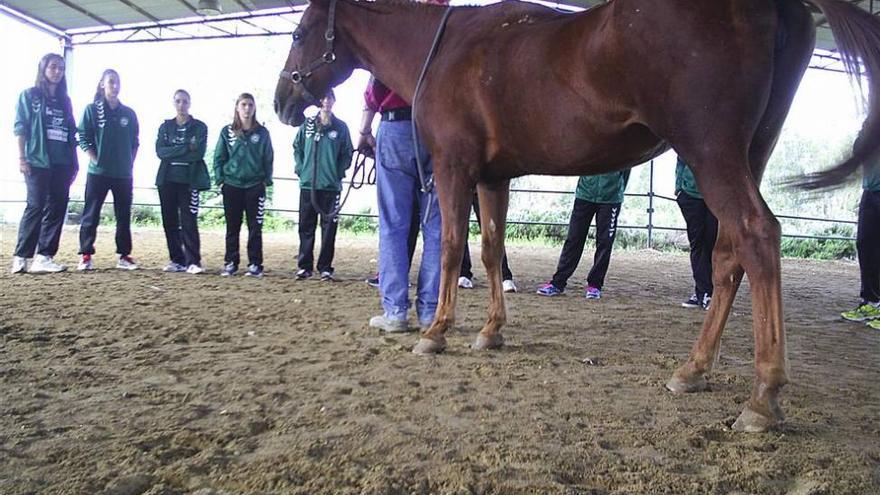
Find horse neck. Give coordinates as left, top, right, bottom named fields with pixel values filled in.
left=337, top=0, right=444, bottom=103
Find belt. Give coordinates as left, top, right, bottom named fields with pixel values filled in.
left=380, top=107, right=412, bottom=122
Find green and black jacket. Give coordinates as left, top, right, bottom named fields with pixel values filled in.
left=213, top=124, right=274, bottom=189
left=78, top=99, right=140, bottom=179
left=293, top=114, right=354, bottom=192
left=675, top=158, right=702, bottom=199
left=865, top=161, right=880, bottom=192
left=154, top=117, right=211, bottom=191
left=13, top=87, right=79, bottom=171
left=575, top=169, right=631, bottom=204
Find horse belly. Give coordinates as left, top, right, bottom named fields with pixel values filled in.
left=485, top=122, right=666, bottom=180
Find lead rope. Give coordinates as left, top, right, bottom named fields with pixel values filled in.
left=411, top=5, right=455, bottom=226
left=307, top=124, right=373, bottom=220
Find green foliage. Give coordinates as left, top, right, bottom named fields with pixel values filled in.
left=338, top=211, right=378, bottom=234
left=780, top=225, right=856, bottom=260
left=263, top=211, right=295, bottom=231
left=131, top=205, right=162, bottom=226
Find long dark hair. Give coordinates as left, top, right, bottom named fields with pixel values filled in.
left=231, top=93, right=259, bottom=136
left=93, top=69, right=120, bottom=103
left=34, top=53, right=68, bottom=99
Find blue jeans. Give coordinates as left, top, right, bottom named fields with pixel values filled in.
left=376, top=120, right=441, bottom=326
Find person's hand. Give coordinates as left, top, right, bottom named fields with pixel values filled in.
left=357, top=131, right=376, bottom=158
left=19, top=158, right=31, bottom=176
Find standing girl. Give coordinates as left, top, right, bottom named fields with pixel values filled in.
left=77, top=69, right=140, bottom=270
left=155, top=89, right=210, bottom=274
left=11, top=53, right=79, bottom=274
left=213, top=93, right=274, bottom=278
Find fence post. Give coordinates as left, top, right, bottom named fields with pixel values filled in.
left=647, top=160, right=655, bottom=250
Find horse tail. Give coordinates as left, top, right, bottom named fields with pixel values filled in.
left=794, top=0, right=880, bottom=190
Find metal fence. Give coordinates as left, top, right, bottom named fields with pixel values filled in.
left=0, top=159, right=858, bottom=248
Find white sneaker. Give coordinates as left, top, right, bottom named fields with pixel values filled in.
left=116, top=255, right=139, bottom=270
left=368, top=314, right=413, bottom=333
left=29, top=255, right=66, bottom=273
left=502, top=279, right=518, bottom=293
left=77, top=254, right=94, bottom=271
left=458, top=276, right=474, bottom=289
left=163, top=262, right=186, bottom=273
left=186, top=264, right=204, bottom=275
left=11, top=256, right=28, bottom=274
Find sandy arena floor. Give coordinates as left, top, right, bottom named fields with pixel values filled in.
left=0, top=226, right=878, bottom=494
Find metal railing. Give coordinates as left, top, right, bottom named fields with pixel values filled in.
left=0, top=160, right=858, bottom=248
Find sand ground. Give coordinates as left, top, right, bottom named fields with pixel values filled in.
left=1, top=226, right=878, bottom=494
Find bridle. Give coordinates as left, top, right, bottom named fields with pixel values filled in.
left=279, top=0, right=339, bottom=106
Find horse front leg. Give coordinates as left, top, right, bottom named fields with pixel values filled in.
left=412, top=168, right=474, bottom=355
left=471, top=181, right=510, bottom=350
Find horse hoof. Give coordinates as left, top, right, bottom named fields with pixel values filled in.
left=731, top=405, right=782, bottom=433
left=665, top=373, right=708, bottom=394
left=471, top=332, right=504, bottom=351
left=412, top=337, right=446, bottom=355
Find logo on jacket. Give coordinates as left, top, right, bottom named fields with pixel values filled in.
left=250, top=134, right=260, bottom=144
left=328, top=130, right=338, bottom=140
left=120, top=116, right=130, bottom=127
left=304, top=117, right=317, bottom=138
left=96, top=100, right=107, bottom=129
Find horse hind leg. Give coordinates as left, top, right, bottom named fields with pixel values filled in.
left=667, top=229, right=744, bottom=393
left=668, top=3, right=811, bottom=428
left=470, top=180, right=511, bottom=351
left=687, top=158, right=787, bottom=432
left=672, top=14, right=813, bottom=394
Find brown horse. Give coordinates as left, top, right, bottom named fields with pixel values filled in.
left=275, top=0, right=880, bottom=432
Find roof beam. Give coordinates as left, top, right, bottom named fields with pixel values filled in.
left=68, top=7, right=304, bottom=45
left=52, top=0, right=113, bottom=27
left=238, top=18, right=271, bottom=33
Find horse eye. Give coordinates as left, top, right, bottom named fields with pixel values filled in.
left=292, top=32, right=302, bottom=43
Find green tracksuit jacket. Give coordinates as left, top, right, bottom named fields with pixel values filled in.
left=675, top=158, right=702, bottom=199
left=293, top=114, right=354, bottom=192
left=78, top=99, right=139, bottom=179
left=213, top=124, right=274, bottom=189
left=13, top=87, right=79, bottom=170
left=575, top=169, right=631, bottom=204
left=864, top=161, right=880, bottom=192
left=154, top=117, right=211, bottom=191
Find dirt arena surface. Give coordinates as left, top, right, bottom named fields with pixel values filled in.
left=0, top=226, right=878, bottom=494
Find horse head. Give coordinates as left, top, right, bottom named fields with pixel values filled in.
left=275, top=0, right=356, bottom=126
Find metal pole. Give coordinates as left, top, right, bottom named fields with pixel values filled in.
left=647, top=160, right=655, bottom=249
left=62, top=36, right=74, bottom=93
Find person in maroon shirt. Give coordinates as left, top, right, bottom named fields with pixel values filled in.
left=359, top=75, right=441, bottom=332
